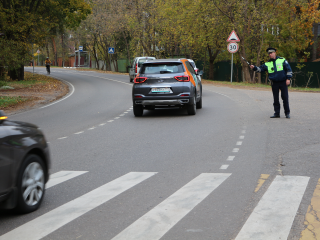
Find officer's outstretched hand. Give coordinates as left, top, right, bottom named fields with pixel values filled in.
left=249, top=65, right=254, bottom=70
left=286, top=79, right=290, bottom=86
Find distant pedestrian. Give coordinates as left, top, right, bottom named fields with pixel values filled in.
left=45, top=57, right=51, bottom=74
left=250, top=47, right=292, bottom=119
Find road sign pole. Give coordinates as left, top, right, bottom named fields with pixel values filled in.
left=231, top=53, right=233, bottom=83
left=78, top=51, right=80, bottom=68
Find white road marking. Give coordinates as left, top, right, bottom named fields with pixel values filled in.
left=40, top=79, right=75, bottom=109
left=74, top=131, right=84, bottom=135
left=220, top=165, right=229, bottom=170
left=239, top=136, right=245, bottom=139
left=0, top=172, right=157, bottom=240
left=241, top=130, right=246, bottom=134
left=235, top=175, right=309, bottom=240
left=112, top=173, right=231, bottom=240
left=124, top=112, right=128, bottom=113
left=46, top=171, right=88, bottom=189
left=232, top=148, right=239, bottom=152
left=88, top=127, right=95, bottom=130
left=207, top=90, right=234, bottom=101
left=108, top=120, right=114, bottom=122
left=114, top=117, right=120, bottom=119
left=119, top=114, right=125, bottom=116
left=227, top=156, right=235, bottom=161
left=236, top=141, right=242, bottom=145
left=58, top=137, right=67, bottom=140
left=99, top=123, right=106, bottom=126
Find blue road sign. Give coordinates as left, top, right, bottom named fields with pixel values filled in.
left=108, top=47, right=115, bottom=54
left=79, top=46, right=83, bottom=52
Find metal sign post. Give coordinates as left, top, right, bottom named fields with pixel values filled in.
left=37, top=49, right=40, bottom=66
left=227, top=31, right=240, bottom=83
left=78, top=46, right=83, bottom=67
left=227, top=42, right=239, bottom=82
left=231, top=53, right=233, bottom=83
left=108, top=47, right=115, bottom=71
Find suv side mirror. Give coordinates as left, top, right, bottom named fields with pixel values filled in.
left=127, top=66, right=132, bottom=68
left=199, top=70, right=204, bottom=76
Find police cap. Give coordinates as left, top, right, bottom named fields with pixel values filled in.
left=266, top=47, right=277, bottom=53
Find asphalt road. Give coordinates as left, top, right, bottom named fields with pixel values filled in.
left=0, top=67, right=320, bottom=240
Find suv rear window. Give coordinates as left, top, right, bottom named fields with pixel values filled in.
left=140, top=63, right=185, bottom=74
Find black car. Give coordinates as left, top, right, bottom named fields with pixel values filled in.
left=0, top=110, right=50, bottom=213
left=132, top=59, right=203, bottom=116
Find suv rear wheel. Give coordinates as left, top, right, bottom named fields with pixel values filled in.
left=133, top=105, right=143, bottom=116
left=187, top=96, right=196, bottom=115
left=196, top=90, right=202, bottom=109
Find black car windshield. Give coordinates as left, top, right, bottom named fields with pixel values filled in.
left=140, top=63, right=184, bottom=74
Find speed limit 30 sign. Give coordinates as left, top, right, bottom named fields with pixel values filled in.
left=227, top=42, right=239, bottom=53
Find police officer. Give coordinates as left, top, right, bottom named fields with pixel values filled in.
left=250, top=47, right=292, bottom=118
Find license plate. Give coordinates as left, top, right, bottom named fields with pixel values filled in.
left=151, top=87, right=171, bottom=93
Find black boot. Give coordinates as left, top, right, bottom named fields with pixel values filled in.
left=270, top=114, right=280, bottom=118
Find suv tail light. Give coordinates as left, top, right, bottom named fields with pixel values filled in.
left=174, top=75, right=190, bottom=82
left=135, top=63, right=138, bottom=73
left=134, top=77, right=147, bottom=83
left=195, top=68, right=198, bottom=74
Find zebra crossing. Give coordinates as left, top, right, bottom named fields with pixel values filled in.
left=0, top=171, right=313, bottom=240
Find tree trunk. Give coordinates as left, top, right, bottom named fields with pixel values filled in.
left=122, top=31, right=131, bottom=68
left=207, top=45, right=220, bottom=80
left=46, top=41, right=50, bottom=59
left=52, top=37, right=57, bottom=66
left=208, top=59, right=214, bottom=80
left=239, top=46, right=251, bottom=82
left=312, top=23, right=319, bottom=61
left=8, top=65, right=24, bottom=80
left=92, top=45, right=99, bottom=70
left=61, top=34, right=64, bottom=67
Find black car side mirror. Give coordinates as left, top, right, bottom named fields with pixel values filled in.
left=0, top=110, right=8, bottom=123
left=198, top=70, right=204, bottom=76
left=127, top=66, right=132, bottom=68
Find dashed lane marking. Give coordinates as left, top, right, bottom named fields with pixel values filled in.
left=220, top=165, right=229, bottom=170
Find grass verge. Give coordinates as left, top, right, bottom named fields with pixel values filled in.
left=1, top=72, right=62, bottom=89
left=0, top=96, right=28, bottom=108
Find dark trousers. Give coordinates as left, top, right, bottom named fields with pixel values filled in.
left=46, top=65, right=50, bottom=73
left=271, top=80, right=290, bottom=115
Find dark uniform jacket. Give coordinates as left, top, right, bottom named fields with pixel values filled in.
left=253, top=56, right=292, bottom=82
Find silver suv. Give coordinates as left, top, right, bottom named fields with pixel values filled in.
left=129, top=57, right=156, bottom=82
left=132, top=59, right=203, bottom=116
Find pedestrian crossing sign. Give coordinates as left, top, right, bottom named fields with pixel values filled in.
left=108, top=47, right=115, bottom=54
